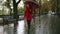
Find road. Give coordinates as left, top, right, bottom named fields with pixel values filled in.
left=0, top=15, right=60, bottom=34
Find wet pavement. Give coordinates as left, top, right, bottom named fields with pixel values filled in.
left=0, top=26, right=3, bottom=34
left=0, top=15, right=60, bottom=34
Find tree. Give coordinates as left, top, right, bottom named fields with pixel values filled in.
left=13, top=0, right=21, bottom=20
left=51, top=0, right=60, bottom=15
left=13, top=0, right=21, bottom=34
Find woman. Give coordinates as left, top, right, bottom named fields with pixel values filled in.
left=24, top=3, right=32, bottom=34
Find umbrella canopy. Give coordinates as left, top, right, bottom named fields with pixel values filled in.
left=25, top=0, right=39, bottom=8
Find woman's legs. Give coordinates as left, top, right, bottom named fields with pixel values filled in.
left=27, top=20, right=31, bottom=34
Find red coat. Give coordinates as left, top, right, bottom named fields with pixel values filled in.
left=24, top=6, right=32, bottom=20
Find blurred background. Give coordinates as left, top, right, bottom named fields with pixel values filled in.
left=0, top=0, right=60, bottom=34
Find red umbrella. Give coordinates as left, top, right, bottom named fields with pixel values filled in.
left=25, top=0, right=39, bottom=8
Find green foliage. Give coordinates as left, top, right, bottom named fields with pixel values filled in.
left=0, top=10, right=2, bottom=15
left=58, top=4, right=60, bottom=11
left=51, top=0, right=60, bottom=12
left=35, top=8, right=39, bottom=13
left=18, top=8, right=24, bottom=14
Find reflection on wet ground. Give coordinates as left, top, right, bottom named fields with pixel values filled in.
left=17, top=20, right=25, bottom=34
left=0, top=26, right=3, bottom=34
left=0, top=15, right=60, bottom=34
left=4, top=23, right=14, bottom=34
left=4, top=20, right=25, bottom=34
